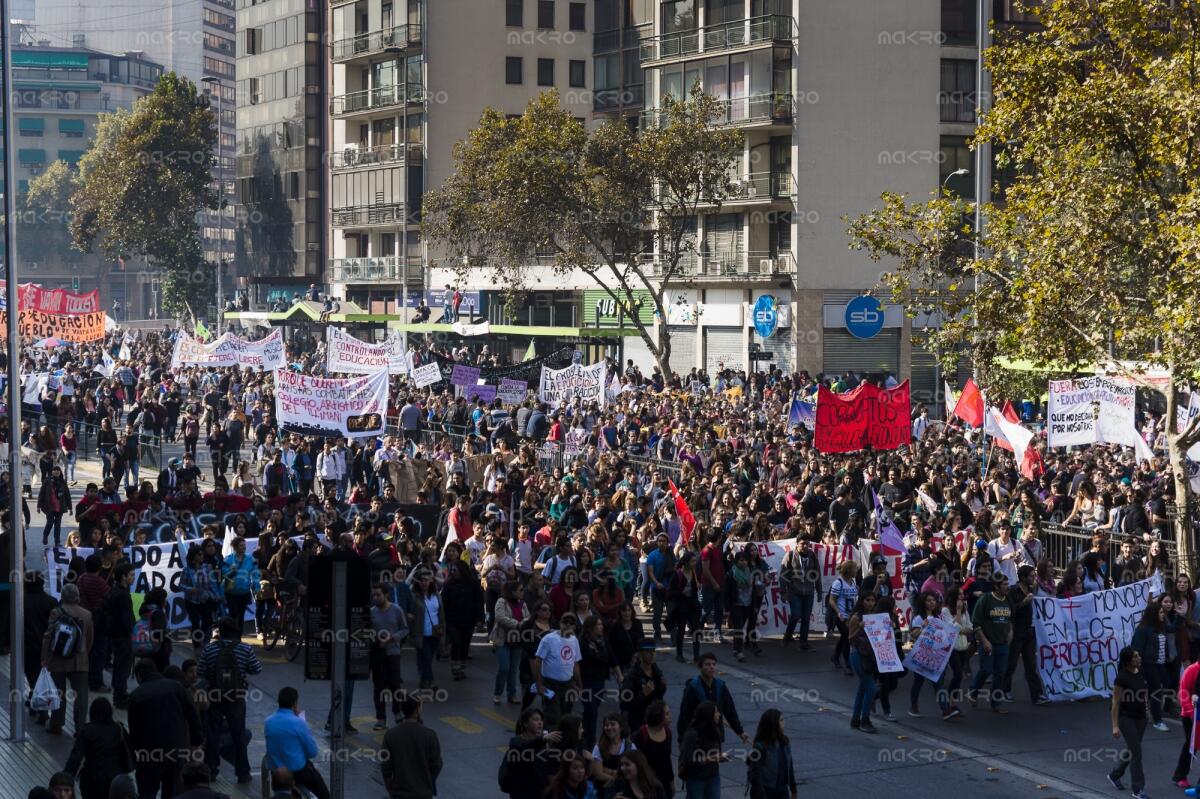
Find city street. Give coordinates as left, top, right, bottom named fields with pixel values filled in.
left=3, top=446, right=1192, bottom=797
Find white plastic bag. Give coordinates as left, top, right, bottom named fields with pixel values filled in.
left=30, top=668, right=60, bottom=713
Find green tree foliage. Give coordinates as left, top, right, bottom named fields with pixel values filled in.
left=17, top=159, right=78, bottom=266
left=847, top=0, right=1200, bottom=569
left=70, top=73, right=217, bottom=316
left=424, top=89, right=742, bottom=377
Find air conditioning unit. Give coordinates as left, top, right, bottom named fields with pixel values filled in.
left=759, top=258, right=777, bottom=273
left=745, top=184, right=758, bottom=198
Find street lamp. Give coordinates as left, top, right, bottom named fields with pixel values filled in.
left=200, top=76, right=226, bottom=325
left=943, top=167, right=969, bottom=190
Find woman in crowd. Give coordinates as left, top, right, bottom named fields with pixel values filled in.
left=491, top=580, right=526, bottom=705
left=63, top=698, right=132, bottom=799
left=630, top=700, right=674, bottom=799
left=1131, top=598, right=1171, bottom=731
left=579, top=616, right=622, bottom=748
left=847, top=591, right=881, bottom=734
left=605, top=750, right=666, bottom=799
left=746, top=708, right=798, bottom=799
left=678, top=701, right=727, bottom=799
left=827, top=560, right=859, bottom=676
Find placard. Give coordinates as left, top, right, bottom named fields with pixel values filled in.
left=326, top=327, right=406, bottom=375
left=2, top=309, right=108, bottom=341
left=863, top=612, right=905, bottom=673
left=902, top=615, right=957, bottom=681
left=450, top=364, right=481, bottom=387
left=498, top=378, right=528, bottom=404
left=1047, top=376, right=1136, bottom=449
left=467, top=384, right=497, bottom=403
left=274, top=368, right=389, bottom=437
left=539, top=361, right=606, bottom=407
left=411, top=362, right=442, bottom=389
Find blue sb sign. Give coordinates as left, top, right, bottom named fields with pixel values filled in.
left=844, top=295, right=885, bottom=339
left=752, top=295, right=778, bottom=339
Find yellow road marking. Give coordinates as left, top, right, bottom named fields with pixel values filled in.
left=475, top=707, right=517, bottom=728
left=440, top=715, right=485, bottom=734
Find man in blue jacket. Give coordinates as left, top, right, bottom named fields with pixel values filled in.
left=265, top=686, right=329, bottom=799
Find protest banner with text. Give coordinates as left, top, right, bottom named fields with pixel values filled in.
left=274, top=368, right=389, bottom=437
left=539, top=361, right=606, bottom=407
left=814, top=381, right=911, bottom=453
left=326, top=327, right=406, bottom=375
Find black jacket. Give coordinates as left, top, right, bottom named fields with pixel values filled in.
left=441, top=577, right=484, bottom=630
left=128, top=674, right=203, bottom=760
left=65, top=720, right=133, bottom=799
left=103, top=585, right=135, bottom=639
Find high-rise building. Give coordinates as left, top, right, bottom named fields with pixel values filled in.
left=27, top=0, right=238, bottom=300
left=233, top=0, right=327, bottom=305
left=7, top=41, right=164, bottom=316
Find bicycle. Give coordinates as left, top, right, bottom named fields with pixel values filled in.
left=259, top=581, right=305, bottom=661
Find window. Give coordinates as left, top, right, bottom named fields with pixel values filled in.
left=506, top=0, right=523, bottom=26
left=538, top=58, right=554, bottom=86
left=569, top=2, right=585, bottom=30
left=939, top=59, right=975, bottom=123
left=939, top=135, right=973, bottom=198
left=569, top=59, right=586, bottom=87
left=538, top=0, right=554, bottom=29
left=941, top=0, right=975, bottom=45
left=245, top=28, right=260, bottom=55
left=505, top=56, right=523, bottom=84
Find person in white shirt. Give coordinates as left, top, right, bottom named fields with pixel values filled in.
left=316, top=440, right=342, bottom=500
left=986, top=518, right=1021, bottom=586
left=533, top=613, right=583, bottom=727
left=912, top=407, right=930, bottom=441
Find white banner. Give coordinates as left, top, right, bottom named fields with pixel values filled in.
left=863, top=612, right=905, bottom=673
left=411, top=362, right=442, bottom=389
left=902, top=615, right=957, bottom=681
left=274, top=368, right=388, bottom=437
left=538, top=361, right=606, bottom=407
left=1033, top=576, right=1161, bottom=701
left=325, top=327, right=407, bottom=375
left=1047, top=376, right=1136, bottom=449
left=171, top=330, right=284, bottom=371
left=735, top=538, right=858, bottom=636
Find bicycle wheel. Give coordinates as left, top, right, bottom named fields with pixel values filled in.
left=285, top=607, right=304, bottom=662
left=262, top=600, right=281, bottom=651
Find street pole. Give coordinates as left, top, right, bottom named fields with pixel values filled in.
left=401, top=254, right=408, bottom=350
left=329, top=557, right=347, bottom=798
left=972, top=0, right=992, bottom=383
left=2, top=5, right=27, bottom=744
left=201, top=77, right=224, bottom=328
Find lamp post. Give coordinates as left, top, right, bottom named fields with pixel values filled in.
left=943, top=167, right=969, bottom=191
left=200, top=76, right=225, bottom=326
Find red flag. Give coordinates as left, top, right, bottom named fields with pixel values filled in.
left=1001, top=400, right=1020, bottom=423
left=668, top=479, right=696, bottom=546
left=952, top=378, right=985, bottom=427
left=1020, top=443, right=1045, bottom=482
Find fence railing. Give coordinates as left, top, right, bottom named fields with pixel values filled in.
left=1039, top=521, right=1178, bottom=576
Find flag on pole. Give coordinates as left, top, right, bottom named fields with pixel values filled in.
left=785, top=399, right=816, bottom=431
left=983, top=401, right=1021, bottom=451
left=93, top=351, right=114, bottom=378
left=668, top=479, right=696, bottom=546
left=522, top=339, right=536, bottom=362
left=951, top=378, right=985, bottom=427
left=915, top=487, right=939, bottom=517
left=195, top=319, right=211, bottom=342
left=119, top=332, right=133, bottom=361
left=944, top=381, right=957, bottom=420
left=870, top=485, right=906, bottom=554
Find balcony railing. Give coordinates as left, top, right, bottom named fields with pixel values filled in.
left=654, top=170, right=794, bottom=205
left=641, top=92, right=793, bottom=129
left=330, top=256, right=423, bottom=283
left=641, top=15, right=795, bottom=63
left=332, top=24, right=422, bottom=62
left=329, top=142, right=420, bottom=170
left=330, top=83, right=424, bottom=116
left=331, top=203, right=408, bottom=228
left=593, top=84, right=645, bottom=111
left=644, top=250, right=796, bottom=280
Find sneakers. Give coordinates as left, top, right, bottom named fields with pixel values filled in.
left=1175, top=779, right=1191, bottom=789
left=1131, top=792, right=1150, bottom=799
left=942, top=708, right=963, bottom=721
left=991, top=706, right=1009, bottom=715
left=859, top=721, right=879, bottom=734
left=884, top=713, right=898, bottom=722
left=1153, top=722, right=1169, bottom=732
left=1106, top=774, right=1124, bottom=790
left=1034, top=696, right=1050, bottom=705
left=373, top=720, right=387, bottom=731
left=1003, top=692, right=1015, bottom=702
left=850, top=718, right=861, bottom=730
left=908, top=707, right=923, bottom=718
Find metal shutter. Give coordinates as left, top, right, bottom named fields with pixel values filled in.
left=821, top=328, right=900, bottom=376
left=758, top=328, right=794, bottom=373
left=910, top=343, right=941, bottom=418
left=668, top=327, right=697, bottom=375
left=704, top=327, right=744, bottom=374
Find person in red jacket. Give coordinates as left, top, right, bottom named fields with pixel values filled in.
left=1173, top=651, right=1200, bottom=789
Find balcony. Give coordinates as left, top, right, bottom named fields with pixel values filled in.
left=330, top=83, right=424, bottom=116
left=654, top=170, right=794, bottom=206
left=330, top=256, right=423, bottom=283
left=641, top=15, right=795, bottom=64
left=641, top=92, right=793, bottom=129
left=594, top=84, right=645, bottom=112
left=331, top=203, right=407, bottom=228
left=644, top=251, right=796, bottom=281
left=329, top=142, right=421, bottom=171
left=331, top=24, right=422, bottom=63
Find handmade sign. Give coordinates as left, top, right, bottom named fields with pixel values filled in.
left=539, top=361, right=606, bottom=407
left=274, top=368, right=389, bottom=437
left=813, top=381, right=911, bottom=453
left=326, top=327, right=406, bottom=375
left=411, top=362, right=442, bottom=389
left=498, top=378, right=528, bottom=404
left=1047, top=377, right=1137, bottom=449
left=902, top=615, right=957, bottom=681
left=863, top=612, right=905, bottom=673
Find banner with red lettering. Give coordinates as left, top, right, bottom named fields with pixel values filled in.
left=0, top=282, right=100, bottom=314
left=170, top=330, right=284, bottom=370
left=274, top=368, right=389, bottom=437
left=0, top=308, right=108, bottom=341
left=814, top=381, right=912, bottom=453
left=733, top=538, right=857, bottom=635
left=325, top=327, right=406, bottom=375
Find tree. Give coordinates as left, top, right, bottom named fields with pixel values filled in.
left=847, top=0, right=1200, bottom=570
left=424, top=89, right=742, bottom=377
left=17, top=159, right=78, bottom=266
left=71, top=73, right=218, bottom=316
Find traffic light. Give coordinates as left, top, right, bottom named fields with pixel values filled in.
left=72, top=277, right=79, bottom=291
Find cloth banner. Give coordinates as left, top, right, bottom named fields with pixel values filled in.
left=498, top=379, right=528, bottom=404
left=863, top=612, right=905, bottom=673
left=0, top=282, right=100, bottom=314
left=732, top=538, right=858, bottom=635
left=814, top=381, right=911, bottom=453
left=902, top=615, right=957, bottom=681
left=539, top=361, right=606, bottom=407
left=1047, top=377, right=1136, bottom=449
left=274, top=368, right=389, bottom=437
left=467, top=384, right=497, bottom=403
left=411, top=362, right=442, bottom=389
left=325, top=327, right=406, bottom=375
left=786, top=399, right=816, bottom=431
left=451, top=365, right=481, bottom=387
left=1, top=309, right=107, bottom=341
left=1033, top=576, right=1161, bottom=700
left=171, top=330, right=284, bottom=370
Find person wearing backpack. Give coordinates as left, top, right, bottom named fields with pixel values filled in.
left=675, top=653, right=750, bottom=746
left=103, top=563, right=136, bottom=711
left=40, top=583, right=94, bottom=735
left=197, top=615, right=262, bottom=784
left=131, top=587, right=171, bottom=674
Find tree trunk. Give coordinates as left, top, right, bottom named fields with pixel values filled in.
left=653, top=315, right=673, bottom=379
left=1166, top=385, right=1198, bottom=576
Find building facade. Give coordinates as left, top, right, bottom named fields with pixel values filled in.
left=8, top=42, right=164, bottom=317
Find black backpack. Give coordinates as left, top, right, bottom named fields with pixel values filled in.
left=48, top=605, right=83, bottom=659
left=211, top=642, right=245, bottom=697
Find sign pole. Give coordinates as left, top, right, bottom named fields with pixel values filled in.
left=329, top=557, right=347, bottom=798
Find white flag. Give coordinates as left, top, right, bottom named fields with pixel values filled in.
left=944, top=381, right=956, bottom=419
left=93, top=352, right=114, bottom=379
left=988, top=407, right=1034, bottom=465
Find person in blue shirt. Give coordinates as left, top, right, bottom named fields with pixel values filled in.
left=265, top=686, right=329, bottom=799
left=644, top=533, right=675, bottom=641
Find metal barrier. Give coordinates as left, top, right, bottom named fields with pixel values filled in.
left=624, top=455, right=683, bottom=481
left=1039, top=521, right=1178, bottom=574
left=70, top=421, right=164, bottom=472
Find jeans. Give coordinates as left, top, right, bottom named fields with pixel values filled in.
left=48, top=670, right=88, bottom=732
left=205, top=701, right=250, bottom=779
left=910, top=673, right=949, bottom=714
left=784, top=593, right=815, bottom=643
left=64, top=451, right=76, bottom=482
left=1113, top=715, right=1147, bottom=792
left=684, top=775, right=721, bottom=799
left=1175, top=716, right=1195, bottom=783
left=493, top=644, right=520, bottom=700
left=849, top=650, right=877, bottom=723
left=126, top=459, right=140, bottom=488
left=699, top=586, right=723, bottom=633
left=417, top=637, right=437, bottom=683
left=226, top=592, right=252, bottom=636
left=111, top=638, right=132, bottom=703
left=1143, top=662, right=1166, bottom=724
left=1002, top=628, right=1045, bottom=701
left=42, top=513, right=63, bottom=546
left=371, top=651, right=405, bottom=721
left=940, top=650, right=968, bottom=708
left=293, top=762, right=332, bottom=799
left=969, top=643, right=1009, bottom=708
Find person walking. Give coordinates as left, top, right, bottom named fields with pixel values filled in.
left=676, top=653, right=749, bottom=746
left=128, top=658, right=204, bottom=799
left=370, top=583, right=409, bottom=730
left=265, top=686, right=329, bottom=799
left=24, top=572, right=58, bottom=725
left=37, top=464, right=71, bottom=546
left=620, top=642, right=667, bottom=731
left=678, top=701, right=727, bottom=799
left=196, top=616, right=262, bottom=784
left=1003, top=564, right=1050, bottom=705
left=846, top=592, right=879, bottom=734
left=381, top=695, right=443, bottom=799
left=968, top=572, right=1013, bottom=713
left=1131, top=598, right=1171, bottom=731
left=103, top=563, right=136, bottom=711
left=41, top=583, right=93, bottom=735
left=490, top=581, right=526, bottom=706
left=1108, top=646, right=1149, bottom=798
left=63, top=697, right=133, bottom=799
left=667, top=552, right=703, bottom=664
left=1173, top=649, right=1200, bottom=790
left=780, top=538, right=818, bottom=650
left=746, top=708, right=798, bottom=799
left=221, top=537, right=260, bottom=637
left=533, top=612, right=583, bottom=729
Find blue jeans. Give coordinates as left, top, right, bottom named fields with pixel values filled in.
left=970, top=643, right=1010, bottom=708
left=699, top=586, right=723, bottom=633
left=125, top=459, right=139, bottom=488
left=493, top=644, right=520, bottom=700
left=685, top=775, right=721, bottom=799
left=64, top=451, right=76, bottom=482
left=418, top=637, right=437, bottom=683
left=785, top=593, right=815, bottom=642
left=849, top=649, right=877, bottom=722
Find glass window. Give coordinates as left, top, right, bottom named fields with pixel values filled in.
left=569, top=59, right=586, bottom=87
left=538, top=58, right=554, bottom=86
left=939, top=135, right=973, bottom=198
left=506, top=56, right=523, bottom=84
left=538, top=0, right=555, bottom=29
left=941, top=0, right=975, bottom=46
left=594, top=54, right=619, bottom=90
left=662, top=0, right=695, bottom=34
left=595, top=0, right=618, bottom=31
left=569, top=2, right=585, bottom=30
left=507, top=0, right=523, bottom=26
left=940, top=59, right=975, bottom=123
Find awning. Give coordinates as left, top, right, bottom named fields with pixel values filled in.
left=57, top=149, right=84, bottom=164
left=17, top=117, right=43, bottom=132
left=58, top=119, right=85, bottom=134
left=17, top=148, right=45, bottom=164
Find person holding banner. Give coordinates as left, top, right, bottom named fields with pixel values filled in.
left=907, top=592, right=952, bottom=719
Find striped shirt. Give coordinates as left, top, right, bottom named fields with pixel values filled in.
left=196, top=639, right=263, bottom=688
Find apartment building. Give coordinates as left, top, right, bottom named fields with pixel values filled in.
left=28, top=0, right=239, bottom=299
left=8, top=42, right=163, bottom=316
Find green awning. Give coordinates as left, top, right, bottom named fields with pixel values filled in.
left=13, top=51, right=90, bottom=69
left=18, top=118, right=43, bottom=132
left=13, top=81, right=102, bottom=93
left=57, top=149, right=84, bottom=164
left=58, top=119, right=85, bottom=134
left=17, top=149, right=45, bottom=164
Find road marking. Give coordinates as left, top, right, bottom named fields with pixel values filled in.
left=440, top=715, right=485, bottom=734
left=475, top=707, right=518, bottom=729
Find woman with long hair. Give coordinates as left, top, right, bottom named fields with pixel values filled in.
left=746, top=708, right=797, bottom=799
left=1130, top=598, right=1170, bottom=730
left=827, top=559, right=859, bottom=676
left=500, top=707, right=556, bottom=798
left=63, top=697, right=133, bottom=799
left=578, top=616, right=621, bottom=748
left=591, top=712, right=636, bottom=785
left=678, top=701, right=727, bottom=799
left=607, top=750, right=666, bottom=799
left=492, top=580, right=528, bottom=705
left=630, top=700, right=674, bottom=798
left=1108, top=646, right=1148, bottom=796
left=442, top=559, right=484, bottom=682
left=908, top=591, right=951, bottom=719
left=847, top=591, right=881, bottom=733
left=667, top=551, right=703, bottom=664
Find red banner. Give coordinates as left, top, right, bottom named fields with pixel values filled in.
left=814, top=381, right=912, bottom=453
left=0, top=282, right=101, bottom=314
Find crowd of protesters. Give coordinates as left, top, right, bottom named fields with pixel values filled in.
left=5, top=324, right=1195, bottom=799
